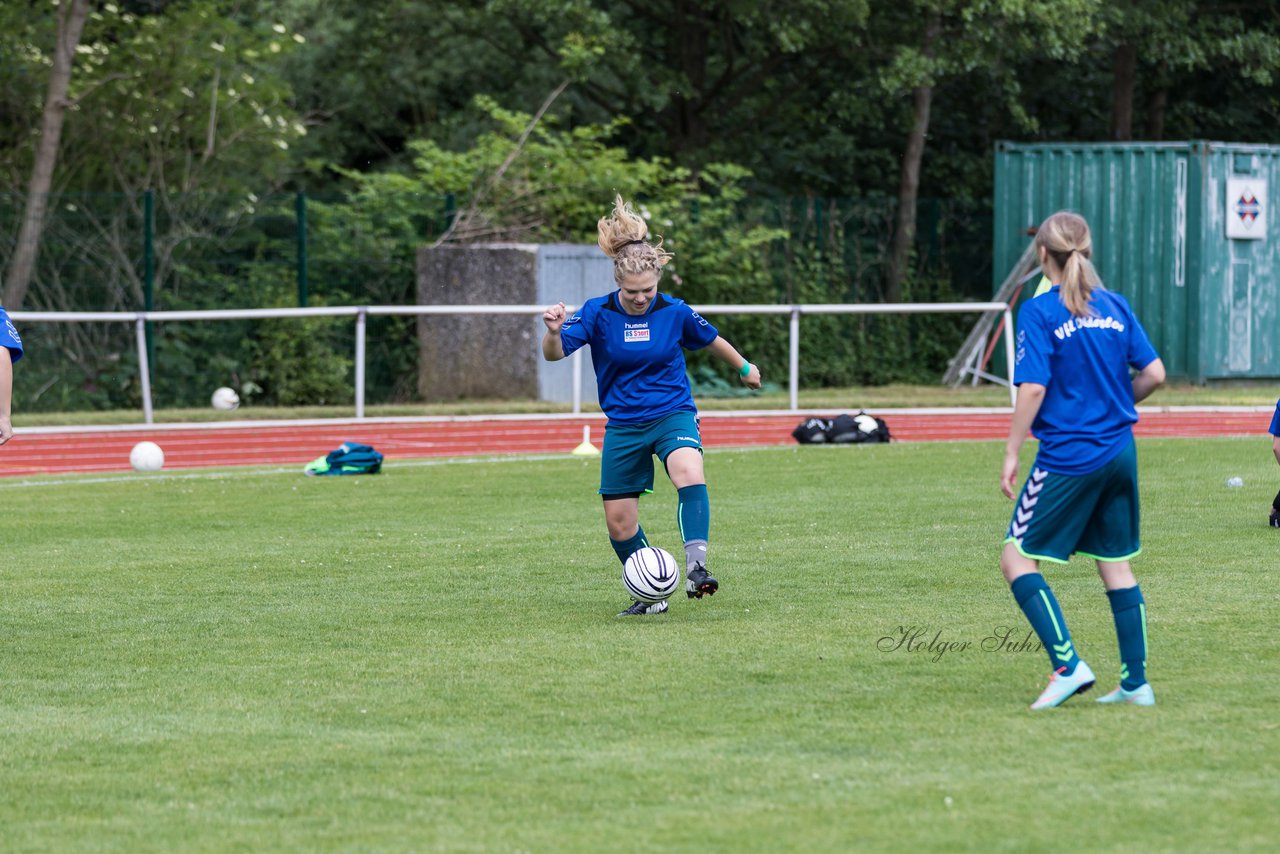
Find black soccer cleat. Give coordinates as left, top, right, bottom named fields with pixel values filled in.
left=686, top=563, right=718, bottom=599
left=617, top=599, right=669, bottom=617
left=1270, top=507, right=1280, bottom=528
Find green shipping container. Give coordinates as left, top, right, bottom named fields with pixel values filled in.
left=993, top=141, right=1278, bottom=381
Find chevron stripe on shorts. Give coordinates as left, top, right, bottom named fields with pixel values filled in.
left=1008, top=467, right=1048, bottom=542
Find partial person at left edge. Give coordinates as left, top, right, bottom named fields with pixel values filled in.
left=1269, top=397, right=1280, bottom=528
left=0, top=303, right=25, bottom=446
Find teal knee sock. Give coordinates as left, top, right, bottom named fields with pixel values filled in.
left=610, top=526, right=648, bottom=565
left=1106, top=585, right=1148, bottom=690
left=1010, top=573, right=1079, bottom=676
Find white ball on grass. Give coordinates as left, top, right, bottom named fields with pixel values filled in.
left=622, top=546, right=681, bottom=603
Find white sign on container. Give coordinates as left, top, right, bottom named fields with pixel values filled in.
left=1226, top=177, right=1267, bottom=239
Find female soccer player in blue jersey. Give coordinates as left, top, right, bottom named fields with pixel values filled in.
left=542, top=196, right=761, bottom=616
left=0, top=304, right=25, bottom=445
left=1000, top=211, right=1166, bottom=709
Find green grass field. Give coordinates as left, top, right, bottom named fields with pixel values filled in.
left=2, top=438, right=1278, bottom=852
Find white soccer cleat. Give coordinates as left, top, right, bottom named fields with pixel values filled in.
left=1096, top=683, right=1155, bottom=706
left=1029, top=661, right=1096, bottom=710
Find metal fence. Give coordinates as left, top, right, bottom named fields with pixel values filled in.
left=11, top=301, right=1015, bottom=423
left=3, top=191, right=996, bottom=411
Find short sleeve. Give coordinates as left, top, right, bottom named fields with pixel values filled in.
left=1124, top=304, right=1159, bottom=371
left=680, top=305, right=718, bottom=350
left=0, top=308, right=23, bottom=364
left=1013, top=303, right=1050, bottom=386
left=1269, top=401, right=1280, bottom=437
left=559, top=301, right=593, bottom=358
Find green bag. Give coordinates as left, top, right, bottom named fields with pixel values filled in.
left=304, top=442, right=384, bottom=476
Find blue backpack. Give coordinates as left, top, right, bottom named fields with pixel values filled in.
left=305, top=442, right=384, bottom=476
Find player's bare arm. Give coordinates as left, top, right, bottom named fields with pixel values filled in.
left=1131, top=358, right=1166, bottom=403
left=705, top=336, right=761, bottom=389
left=541, top=302, right=567, bottom=361
left=1001, top=382, right=1046, bottom=499
left=0, top=346, right=13, bottom=446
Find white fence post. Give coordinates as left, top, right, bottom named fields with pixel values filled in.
left=1002, top=307, right=1017, bottom=407
left=355, top=308, right=367, bottom=419
left=135, top=315, right=154, bottom=424
left=788, top=307, right=801, bottom=411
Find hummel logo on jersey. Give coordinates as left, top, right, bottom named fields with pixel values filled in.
left=623, top=321, right=650, bottom=343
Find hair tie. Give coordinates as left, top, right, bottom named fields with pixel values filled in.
left=621, top=239, right=647, bottom=247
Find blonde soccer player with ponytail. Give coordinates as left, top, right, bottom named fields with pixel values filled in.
left=1000, top=211, right=1166, bottom=709
left=542, top=195, right=761, bottom=616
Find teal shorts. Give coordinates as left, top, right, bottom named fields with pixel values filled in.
left=1005, top=439, right=1141, bottom=564
left=599, top=410, right=702, bottom=496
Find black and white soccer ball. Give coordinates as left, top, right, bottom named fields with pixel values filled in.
left=622, top=547, right=681, bottom=603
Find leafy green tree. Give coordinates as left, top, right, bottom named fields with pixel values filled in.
left=491, top=0, right=876, bottom=191
left=2, top=0, right=307, bottom=318
left=276, top=0, right=572, bottom=181
left=872, top=0, right=1105, bottom=302
left=2, top=0, right=91, bottom=309
left=1, top=1, right=311, bottom=410
left=1101, top=0, right=1280, bottom=141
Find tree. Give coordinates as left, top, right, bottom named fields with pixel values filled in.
left=0, top=1, right=309, bottom=411
left=875, top=0, right=1104, bottom=302
left=496, top=0, right=875, bottom=181
left=3, top=0, right=91, bottom=309
left=1102, top=0, right=1280, bottom=141
left=1, top=2, right=306, bottom=311
left=274, top=0, right=881, bottom=195
left=276, top=0, right=568, bottom=182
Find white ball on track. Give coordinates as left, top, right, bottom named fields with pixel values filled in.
left=130, top=441, right=165, bottom=472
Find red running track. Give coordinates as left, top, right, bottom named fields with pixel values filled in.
left=0, top=409, right=1270, bottom=477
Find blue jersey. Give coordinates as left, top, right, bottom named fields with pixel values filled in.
left=560, top=291, right=718, bottom=425
left=1014, top=285, right=1158, bottom=475
left=1269, top=400, right=1280, bottom=437
left=0, top=307, right=23, bottom=364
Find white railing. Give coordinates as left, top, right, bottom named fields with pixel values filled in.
left=10, top=301, right=1015, bottom=423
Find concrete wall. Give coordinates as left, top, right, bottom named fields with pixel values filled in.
left=416, top=244, right=539, bottom=400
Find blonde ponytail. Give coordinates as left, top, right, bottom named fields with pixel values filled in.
left=597, top=194, right=673, bottom=283
left=1034, top=211, right=1102, bottom=317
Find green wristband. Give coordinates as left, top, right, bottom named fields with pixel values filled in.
left=739, top=361, right=752, bottom=378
